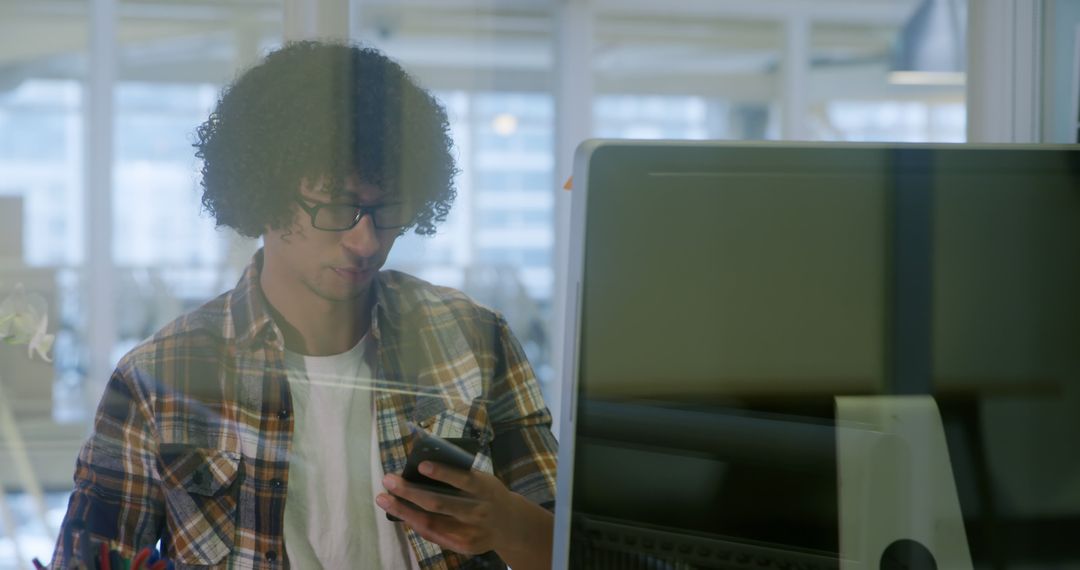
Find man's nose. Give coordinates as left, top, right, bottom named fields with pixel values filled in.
left=340, top=213, right=380, bottom=258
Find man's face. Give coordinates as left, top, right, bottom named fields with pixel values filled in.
left=262, top=175, right=403, bottom=303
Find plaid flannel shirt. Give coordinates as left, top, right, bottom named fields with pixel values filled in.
left=50, top=252, right=559, bottom=569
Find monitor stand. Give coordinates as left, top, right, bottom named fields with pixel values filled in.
left=836, top=396, right=974, bottom=570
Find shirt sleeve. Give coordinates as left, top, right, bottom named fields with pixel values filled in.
left=49, top=360, right=164, bottom=568
left=486, top=313, right=559, bottom=512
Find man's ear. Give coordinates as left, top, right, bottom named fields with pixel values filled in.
left=278, top=226, right=301, bottom=244
left=264, top=222, right=299, bottom=245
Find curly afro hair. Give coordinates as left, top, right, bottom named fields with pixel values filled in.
left=194, top=40, right=458, bottom=237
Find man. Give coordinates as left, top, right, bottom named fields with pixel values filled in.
left=50, top=41, right=558, bottom=569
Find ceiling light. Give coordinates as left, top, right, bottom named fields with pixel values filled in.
left=492, top=113, right=518, bottom=136
left=889, top=0, right=966, bottom=86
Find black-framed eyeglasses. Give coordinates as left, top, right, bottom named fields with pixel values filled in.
left=294, top=197, right=413, bottom=231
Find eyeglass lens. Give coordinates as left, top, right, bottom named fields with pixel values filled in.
left=314, top=203, right=409, bottom=230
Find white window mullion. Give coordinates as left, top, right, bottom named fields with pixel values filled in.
left=553, top=0, right=594, bottom=436
left=285, top=0, right=351, bottom=41
left=84, top=0, right=117, bottom=410
left=782, top=16, right=810, bottom=140
left=967, top=0, right=1043, bottom=142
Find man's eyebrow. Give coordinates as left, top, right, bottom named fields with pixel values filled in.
left=354, top=198, right=402, bottom=206
left=330, top=192, right=397, bottom=205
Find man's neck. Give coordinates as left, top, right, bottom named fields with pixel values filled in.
left=259, top=268, right=373, bottom=357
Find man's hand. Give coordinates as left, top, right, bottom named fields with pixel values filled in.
left=376, top=461, right=553, bottom=570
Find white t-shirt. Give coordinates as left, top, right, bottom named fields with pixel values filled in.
left=283, top=334, right=418, bottom=569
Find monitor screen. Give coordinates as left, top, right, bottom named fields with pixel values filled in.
left=553, top=141, right=1080, bottom=570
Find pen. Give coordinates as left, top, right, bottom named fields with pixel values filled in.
left=99, top=542, right=111, bottom=570
left=32, top=559, right=47, bottom=570
left=132, top=547, right=151, bottom=570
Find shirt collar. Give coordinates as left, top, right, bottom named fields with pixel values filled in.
left=229, top=249, right=277, bottom=350
left=229, top=248, right=395, bottom=350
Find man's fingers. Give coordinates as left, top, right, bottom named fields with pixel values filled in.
left=382, top=474, right=482, bottom=518
left=417, top=461, right=490, bottom=495
left=376, top=494, right=455, bottom=543
left=377, top=492, right=454, bottom=527
left=376, top=492, right=422, bottom=522
left=375, top=492, right=488, bottom=555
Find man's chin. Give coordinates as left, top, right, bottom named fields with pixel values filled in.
left=313, top=285, right=370, bottom=303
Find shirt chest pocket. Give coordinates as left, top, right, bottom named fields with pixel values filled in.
left=158, top=445, right=242, bottom=567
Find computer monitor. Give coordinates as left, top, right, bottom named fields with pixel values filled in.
left=552, top=141, right=1080, bottom=569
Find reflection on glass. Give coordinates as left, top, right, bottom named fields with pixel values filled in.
left=563, top=142, right=1080, bottom=570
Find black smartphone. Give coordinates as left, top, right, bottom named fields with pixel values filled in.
left=386, top=430, right=480, bottom=522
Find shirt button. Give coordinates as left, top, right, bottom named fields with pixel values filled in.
left=270, top=478, right=283, bottom=490
left=265, top=550, right=277, bottom=561
left=278, top=408, right=290, bottom=420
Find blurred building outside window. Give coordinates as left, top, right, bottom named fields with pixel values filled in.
left=387, top=90, right=557, bottom=386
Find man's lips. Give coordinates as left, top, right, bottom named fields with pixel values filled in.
left=332, top=266, right=373, bottom=281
